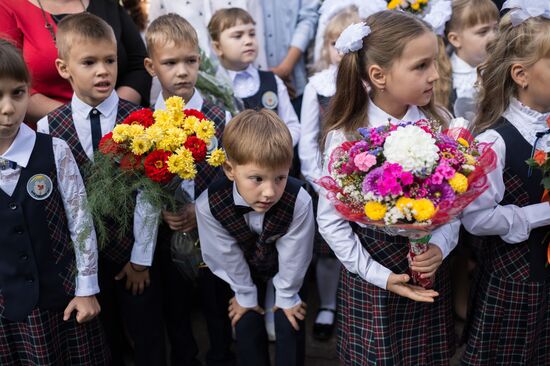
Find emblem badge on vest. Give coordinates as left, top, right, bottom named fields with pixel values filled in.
left=265, top=233, right=284, bottom=244
left=207, top=136, right=218, bottom=153
left=27, top=174, right=53, bottom=201
left=261, top=91, right=278, bottom=110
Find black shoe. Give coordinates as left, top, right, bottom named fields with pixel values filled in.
left=312, top=308, right=335, bottom=341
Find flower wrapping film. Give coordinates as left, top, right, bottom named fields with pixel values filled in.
left=317, top=120, right=498, bottom=287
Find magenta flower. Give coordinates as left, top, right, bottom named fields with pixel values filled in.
left=435, top=161, right=456, bottom=180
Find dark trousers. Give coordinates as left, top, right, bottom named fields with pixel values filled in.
left=157, top=234, right=235, bottom=366
left=97, top=256, right=166, bottom=366
left=234, top=281, right=306, bottom=366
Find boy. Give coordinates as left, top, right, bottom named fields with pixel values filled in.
left=208, top=8, right=300, bottom=147
left=0, top=39, right=107, bottom=365
left=36, top=13, right=166, bottom=366
left=196, top=109, right=314, bottom=366
left=144, top=14, right=235, bottom=366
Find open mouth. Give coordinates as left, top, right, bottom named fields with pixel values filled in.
left=94, top=81, right=111, bottom=90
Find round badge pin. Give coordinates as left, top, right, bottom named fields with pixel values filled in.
left=27, top=174, right=53, bottom=201
left=206, top=136, right=219, bottom=153
left=261, top=91, right=279, bottom=110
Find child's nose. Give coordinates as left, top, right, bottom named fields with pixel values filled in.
left=0, top=100, right=15, bottom=116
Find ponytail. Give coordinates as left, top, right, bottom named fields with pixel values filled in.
left=434, top=36, right=452, bottom=109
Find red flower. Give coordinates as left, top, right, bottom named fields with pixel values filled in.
left=184, top=109, right=206, bottom=120
left=98, top=132, right=124, bottom=156
left=184, top=135, right=207, bottom=161
left=122, top=108, right=155, bottom=128
left=143, top=150, right=175, bottom=184
left=534, top=150, right=548, bottom=166
left=120, top=153, right=143, bottom=171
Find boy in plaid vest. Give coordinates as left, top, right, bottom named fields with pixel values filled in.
left=196, top=109, right=314, bottom=366
left=36, top=13, right=166, bottom=366
left=144, top=14, right=234, bottom=366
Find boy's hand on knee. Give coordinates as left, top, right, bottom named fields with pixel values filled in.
left=114, top=262, right=151, bottom=295
left=273, top=302, right=307, bottom=331
left=386, top=273, right=439, bottom=303
left=63, top=295, right=101, bottom=323
left=410, top=244, right=443, bottom=279
left=228, top=296, right=264, bottom=327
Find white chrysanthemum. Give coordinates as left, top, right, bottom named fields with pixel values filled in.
left=383, top=125, right=440, bottom=174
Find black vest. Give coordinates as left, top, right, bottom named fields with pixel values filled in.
left=0, top=134, right=75, bottom=321
left=242, top=71, right=279, bottom=111
left=207, top=176, right=302, bottom=281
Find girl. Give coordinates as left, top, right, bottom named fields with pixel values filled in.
left=317, top=11, right=459, bottom=365
left=299, top=5, right=359, bottom=341
left=460, top=4, right=550, bottom=365
left=0, top=39, right=108, bottom=365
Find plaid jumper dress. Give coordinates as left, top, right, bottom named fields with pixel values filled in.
left=336, top=226, right=455, bottom=366
left=47, top=99, right=140, bottom=265
left=462, top=119, right=550, bottom=365
left=0, top=133, right=108, bottom=365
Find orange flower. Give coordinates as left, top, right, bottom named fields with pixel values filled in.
left=547, top=242, right=550, bottom=265
left=534, top=150, right=547, bottom=166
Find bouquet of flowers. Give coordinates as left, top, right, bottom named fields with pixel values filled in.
left=317, top=119, right=497, bottom=287
left=387, top=0, right=430, bottom=13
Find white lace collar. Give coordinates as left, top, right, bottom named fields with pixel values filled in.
left=502, top=97, right=550, bottom=150
left=450, top=53, right=477, bottom=99
left=308, top=64, right=338, bottom=97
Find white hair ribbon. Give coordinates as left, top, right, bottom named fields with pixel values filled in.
left=334, top=22, right=372, bottom=54
left=422, top=0, right=453, bottom=36
left=502, top=0, right=550, bottom=27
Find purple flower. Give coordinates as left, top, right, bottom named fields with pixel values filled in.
left=349, top=141, right=370, bottom=159
left=362, top=167, right=383, bottom=194
left=358, top=127, right=371, bottom=138
left=428, top=183, right=455, bottom=205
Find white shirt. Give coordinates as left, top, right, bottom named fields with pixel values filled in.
left=451, top=53, right=477, bottom=100
left=37, top=92, right=160, bottom=267
left=196, top=184, right=315, bottom=309
left=298, top=65, right=337, bottom=191
left=317, top=99, right=460, bottom=290
left=220, top=64, right=301, bottom=146
left=0, top=124, right=99, bottom=296
left=461, top=98, right=550, bottom=243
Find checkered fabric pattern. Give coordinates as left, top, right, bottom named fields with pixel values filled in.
left=336, top=227, right=455, bottom=366
left=0, top=307, right=110, bottom=365
left=208, top=177, right=301, bottom=281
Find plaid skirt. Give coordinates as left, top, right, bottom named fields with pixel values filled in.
left=337, top=228, right=455, bottom=366
left=0, top=307, right=110, bottom=365
left=461, top=269, right=550, bottom=365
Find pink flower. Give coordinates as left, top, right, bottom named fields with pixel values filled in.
left=401, top=171, right=414, bottom=185
left=436, top=162, right=456, bottom=180
left=430, top=172, right=444, bottom=185
left=354, top=152, right=377, bottom=172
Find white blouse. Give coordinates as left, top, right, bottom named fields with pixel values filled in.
left=0, top=124, right=99, bottom=296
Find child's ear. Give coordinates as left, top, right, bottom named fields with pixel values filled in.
left=222, top=160, right=235, bottom=181
left=447, top=31, right=461, bottom=49
left=510, top=63, right=528, bottom=89
left=55, top=58, right=71, bottom=80
left=144, top=57, right=156, bottom=77
left=211, top=41, right=223, bottom=58
left=367, top=64, right=386, bottom=92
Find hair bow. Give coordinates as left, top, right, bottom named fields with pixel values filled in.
left=335, top=22, right=372, bottom=54
left=503, top=0, right=550, bottom=26
left=422, top=0, right=453, bottom=36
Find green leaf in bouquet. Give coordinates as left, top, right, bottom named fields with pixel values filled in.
left=542, top=176, right=550, bottom=190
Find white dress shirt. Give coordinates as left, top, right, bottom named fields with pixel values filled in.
left=196, top=183, right=315, bottom=309
left=220, top=64, right=301, bottom=146
left=37, top=92, right=160, bottom=267
left=298, top=64, right=337, bottom=191
left=451, top=53, right=477, bottom=100
left=317, top=99, right=460, bottom=290
left=0, top=124, right=99, bottom=296
left=461, top=98, right=550, bottom=242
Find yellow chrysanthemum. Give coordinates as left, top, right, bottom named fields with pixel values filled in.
left=448, top=173, right=468, bottom=193
left=464, top=153, right=477, bottom=166
left=127, top=124, right=145, bottom=139
left=145, top=125, right=165, bottom=144
left=395, top=197, right=414, bottom=212
left=411, top=1, right=420, bottom=10
left=130, top=135, right=153, bottom=155
left=157, top=127, right=187, bottom=152
left=412, top=198, right=435, bottom=222
left=387, top=0, right=404, bottom=9
left=165, top=96, right=185, bottom=113
left=183, top=116, right=200, bottom=134
left=195, top=120, right=216, bottom=142
left=153, top=109, right=172, bottom=128
left=207, top=148, right=226, bottom=167
left=457, top=137, right=470, bottom=148
left=364, top=201, right=387, bottom=221
left=167, top=150, right=196, bottom=180
left=112, top=124, right=131, bottom=143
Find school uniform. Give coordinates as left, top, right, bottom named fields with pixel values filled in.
left=317, top=99, right=459, bottom=365
left=37, top=91, right=166, bottom=366
left=196, top=176, right=315, bottom=366
left=0, top=124, right=108, bottom=365
left=460, top=97, right=550, bottom=365
left=154, top=89, right=235, bottom=366
left=450, top=53, right=477, bottom=123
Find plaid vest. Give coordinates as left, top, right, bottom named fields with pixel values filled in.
left=208, top=176, right=302, bottom=281
left=242, top=70, right=278, bottom=112
left=0, top=134, right=75, bottom=321
left=47, top=99, right=141, bottom=265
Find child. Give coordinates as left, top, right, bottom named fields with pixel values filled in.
left=298, top=5, right=359, bottom=341
left=460, top=6, right=550, bottom=365
left=0, top=39, right=108, bottom=365
left=196, top=109, right=315, bottom=366
left=36, top=13, right=166, bottom=366
left=144, top=13, right=235, bottom=366
left=208, top=8, right=301, bottom=147
left=445, top=0, right=499, bottom=121
left=317, top=11, right=460, bottom=365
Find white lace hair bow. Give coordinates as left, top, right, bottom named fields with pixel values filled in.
left=335, top=22, right=372, bottom=54
left=502, top=0, right=550, bottom=27
left=422, top=0, right=453, bottom=36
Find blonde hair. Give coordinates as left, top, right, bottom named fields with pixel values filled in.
left=321, top=10, right=448, bottom=149
left=208, top=8, right=255, bottom=43
left=446, top=0, right=499, bottom=34
left=223, top=109, right=293, bottom=169
left=473, top=14, right=550, bottom=134
left=56, top=13, right=116, bottom=60
left=314, top=6, right=360, bottom=72
left=145, top=14, right=199, bottom=54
